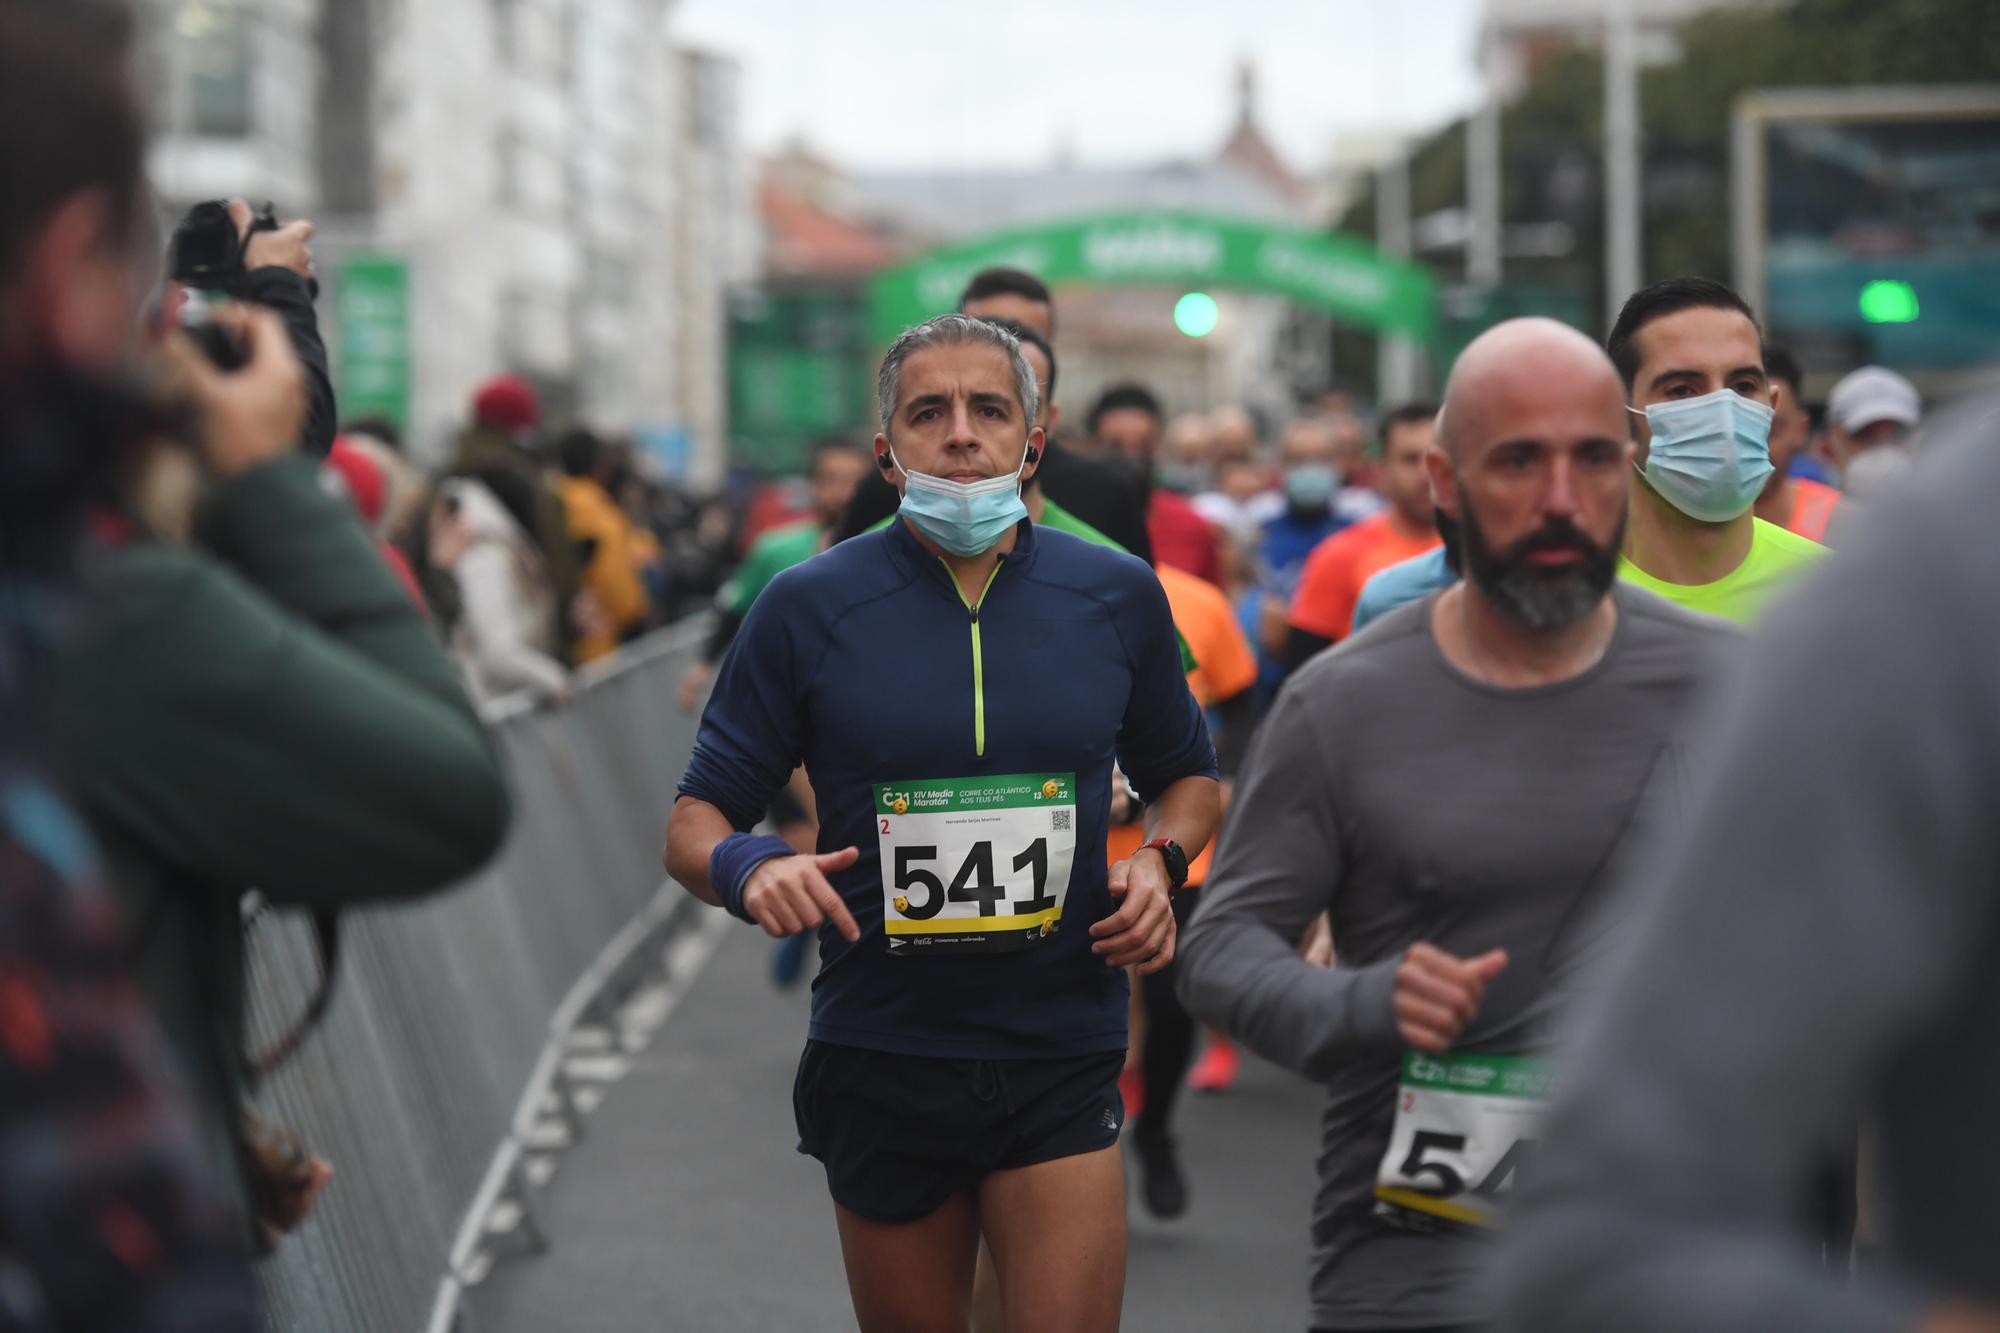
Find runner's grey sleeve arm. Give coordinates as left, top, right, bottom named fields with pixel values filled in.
left=1176, top=682, right=1399, bottom=1080
left=1500, top=470, right=2000, bottom=1333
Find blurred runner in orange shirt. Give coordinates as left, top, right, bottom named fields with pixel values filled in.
left=1283, top=404, right=1441, bottom=673
left=1106, top=562, right=1258, bottom=1223
left=1754, top=348, right=1842, bottom=543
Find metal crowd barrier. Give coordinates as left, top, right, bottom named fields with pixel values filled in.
left=247, top=619, right=712, bottom=1333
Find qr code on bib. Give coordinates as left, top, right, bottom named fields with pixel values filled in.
left=1051, top=809, right=1072, bottom=831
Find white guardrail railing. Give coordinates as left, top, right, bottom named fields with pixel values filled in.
left=247, top=619, right=721, bottom=1332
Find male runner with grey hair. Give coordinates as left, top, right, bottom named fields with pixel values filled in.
left=668, top=313, right=1218, bottom=1332
left=1177, top=318, right=1736, bottom=1332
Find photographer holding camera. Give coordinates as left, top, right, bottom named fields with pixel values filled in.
left=1, top=4, right=262, bottom=1327
left=0, top=6, right=516, bottom=1262
left=170, top=195, right=335, bottom=459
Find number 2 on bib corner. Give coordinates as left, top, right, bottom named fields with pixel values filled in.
left=876, top=774, right=1078, bottom=956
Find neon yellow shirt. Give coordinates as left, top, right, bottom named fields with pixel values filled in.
left=1618, top=517, right=1825, bottom=625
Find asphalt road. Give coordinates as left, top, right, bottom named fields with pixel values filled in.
left=474, top=923, right=1325, bottom=1332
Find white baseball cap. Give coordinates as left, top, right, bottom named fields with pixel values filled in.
left=1826, top=366, right=1921, bottom=434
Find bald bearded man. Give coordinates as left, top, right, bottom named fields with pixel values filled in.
left=1177, top=319, right=1737, bottom=1333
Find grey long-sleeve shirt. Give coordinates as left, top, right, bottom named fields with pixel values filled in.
left=1178, top=584, right=1734, bottom=1330
left=1500, top=396, right=2000, bottom=1333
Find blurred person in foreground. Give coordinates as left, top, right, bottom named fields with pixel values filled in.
left=0, top=2, right=260, bottom=1325
left=555, top=428, right=651, bottom=663
left=42, top=170, right=510, bottom=1258
left=1611, top=277, right=1824, bottom=624
left=1283, top=403, right=1442, bottom=671
left=1499, top=391, right=2000, bottom=1332
left=1178, top=319, right=1736, bottom=1333
left=1753, top=348, right=1843, bottom=543
left=1088, top=383, right=1224, bottom=586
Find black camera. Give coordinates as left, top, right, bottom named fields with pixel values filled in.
left=168, top=200, right=279, bottom=287
left=177, top=291, right=250, bottom=372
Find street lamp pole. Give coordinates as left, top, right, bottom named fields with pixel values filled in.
left=1467, top=38, right=1502, bottom=292
left=1604, top=0, right=1643, bottom=328
left=1377, top=149, right=1420, bottom=403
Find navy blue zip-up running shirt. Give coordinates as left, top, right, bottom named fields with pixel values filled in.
left=679, top=518, right=1216, bottom=1060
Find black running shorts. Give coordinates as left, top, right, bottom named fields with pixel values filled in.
left=793, top=1040, right=1125, bottom=1224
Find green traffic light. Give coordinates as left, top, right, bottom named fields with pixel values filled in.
left=1859, top=280, right=1919, bottom=324
left=1174, top=291, right=1219, bottom=338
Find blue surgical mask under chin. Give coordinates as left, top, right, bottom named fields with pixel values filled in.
left=1632, top=388, right=1775, bottom=523
left=1156, top=461, right=1213, bottom=496
left=1284, top=463, right=1339, bottom=512
left=892, top=447, right=1030, bottom=557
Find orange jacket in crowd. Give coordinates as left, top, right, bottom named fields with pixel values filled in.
left=560, top=476, right=650, bottom=663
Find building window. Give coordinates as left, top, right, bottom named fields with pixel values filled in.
left=492, top=0, right=518, bottom=67
left=178, top=1, right=252, bottom=137
left=496, top=128, right=525, bottom=209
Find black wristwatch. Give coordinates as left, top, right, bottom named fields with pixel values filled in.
left=1140, top=838, right=1190, bottom=891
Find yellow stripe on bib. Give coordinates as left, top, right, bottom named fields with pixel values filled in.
left=884, top=905, right=1063, bottom=937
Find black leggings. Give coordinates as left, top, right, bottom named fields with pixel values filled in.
left=1136, top=887, right=1200, bottom=1141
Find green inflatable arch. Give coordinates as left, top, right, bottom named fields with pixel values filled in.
left=868, top=211, right=1435, bottom=343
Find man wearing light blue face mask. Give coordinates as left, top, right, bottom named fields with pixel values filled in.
left=666, top=313, right=1221, bottom=1333
left=1606, top=277, right=1824, bottom=625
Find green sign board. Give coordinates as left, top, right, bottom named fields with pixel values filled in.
left=727, top=286, right=875, bottom=475
left=1432, top=278, right=1594, bottom=382
left=335, top=253, right=411, bottom=427
left=868, top=211, right=1435, bottom=343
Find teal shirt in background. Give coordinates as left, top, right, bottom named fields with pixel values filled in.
left=1350, top=546, right=1455, bottom=634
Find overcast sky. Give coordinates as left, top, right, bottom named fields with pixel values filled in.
left=672, top=0, right=1485, bottom=174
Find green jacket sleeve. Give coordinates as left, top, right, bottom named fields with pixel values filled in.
left=722, top=536, right=782, bottom=617
left=56, top=455, right=512, bottom=907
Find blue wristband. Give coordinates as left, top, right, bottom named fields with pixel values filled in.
left=710, top=833, right=797, bottom=923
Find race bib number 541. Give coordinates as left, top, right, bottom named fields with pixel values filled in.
left=1373, top=1050, right=1553, bottom=1230
left=876, top=773, right=1077, bottom=956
